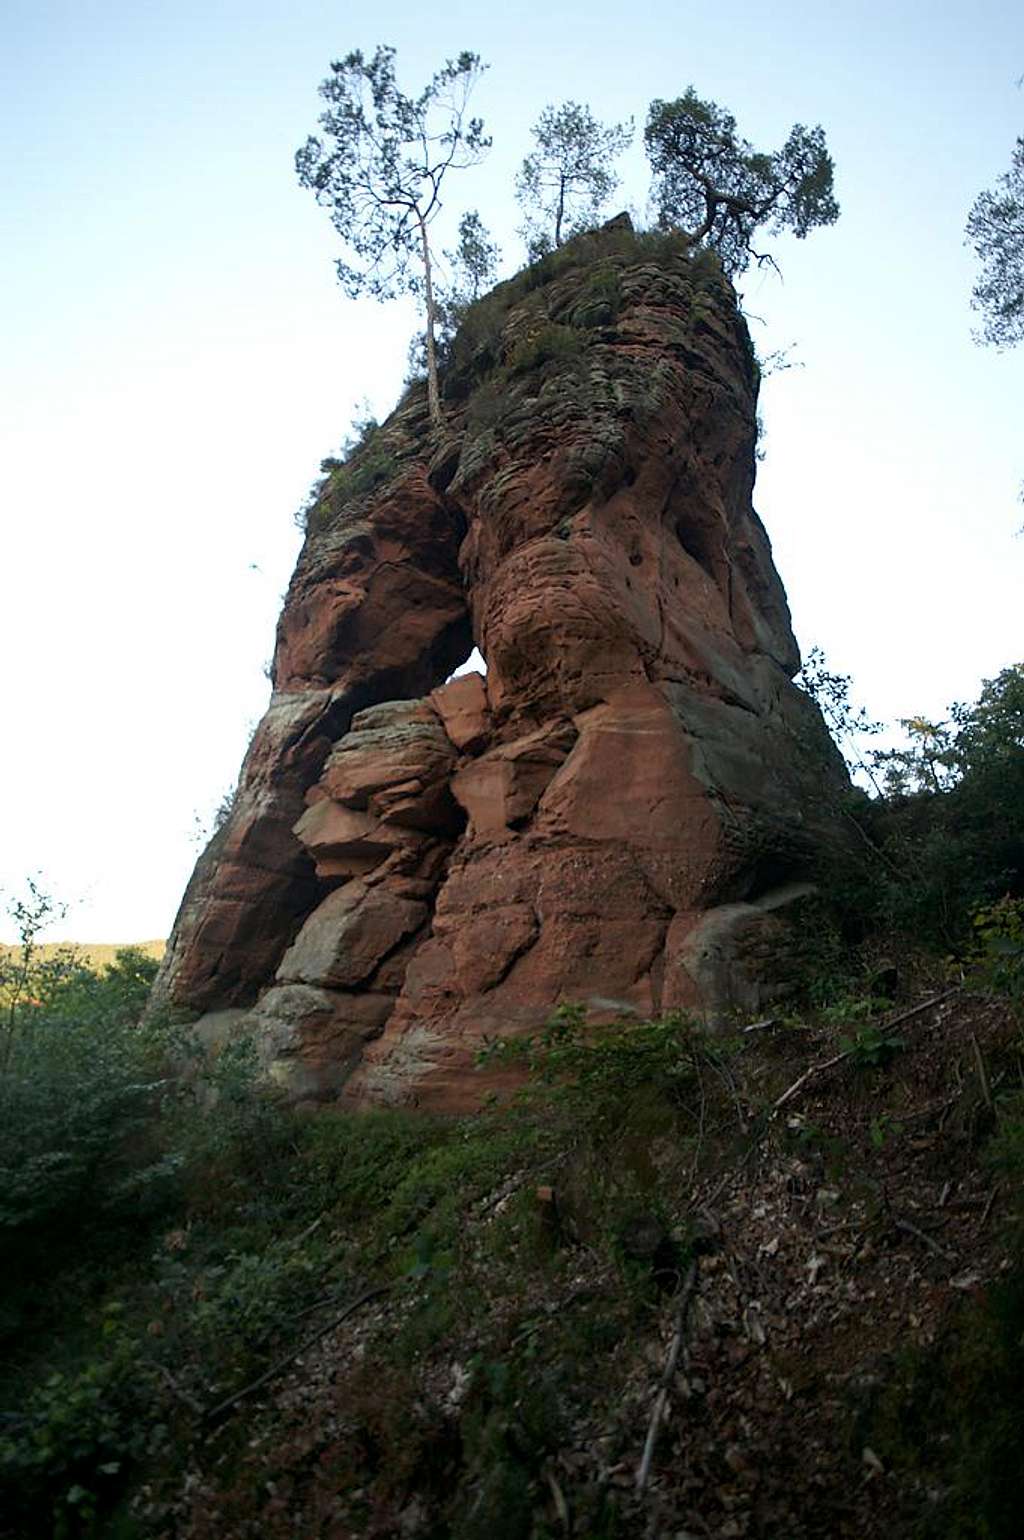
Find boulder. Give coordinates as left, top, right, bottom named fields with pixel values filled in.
left=276, top=880, right=427, bottom=989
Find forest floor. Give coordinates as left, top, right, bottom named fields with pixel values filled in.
left=128, top=980, right=1020, bottom=1540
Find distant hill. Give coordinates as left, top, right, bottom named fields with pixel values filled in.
left=0, top=940, right=165, bottom=971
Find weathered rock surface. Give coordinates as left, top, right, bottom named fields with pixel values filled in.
left=153, top=221, right=845, bottom=1107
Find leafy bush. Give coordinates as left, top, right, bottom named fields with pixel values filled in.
left=506, top=321, right=583, bottom=375
left=796, top=657, right=1024, bottom=969
left=482, top=1002, right=701, bottom=1109
left=569, top=265, right=622, bottom=327
left=0, top=937, right=172, bottom=1251
left=295, top=409, right=401, bottom=534
left=0, top=909, right=311, bottom=1531
left=837, top=1021, right=905, bottom=1068
left=971, top=897, right=1024, bottom=1006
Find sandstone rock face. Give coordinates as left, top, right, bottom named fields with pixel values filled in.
left=154, top=222, right=844, bottom=1107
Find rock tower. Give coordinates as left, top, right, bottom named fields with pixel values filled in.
left=154, top=221, right=843, bottom=1109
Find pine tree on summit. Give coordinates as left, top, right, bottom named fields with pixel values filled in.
left=296, top=45, right=490, bottom=426
left=645, top=88, right=839, bottom=276
left=515, top=101, right=633, bottom=256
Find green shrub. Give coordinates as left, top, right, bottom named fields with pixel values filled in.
left=569, top=265, right=622, bottom=327
left=837, top=1021, right=905, bottom=1068
left=506, top=321, right=584, bottom=376
left=295, top=411, right=401, bottom=534
left=481, top=1002, right=702, bottom=1113
left=0, top=945, right=176, bottom=1256
left=796, top=657, right=1024, bottom=966
left=971, top=896, right=1024, bottom=1007
left=0, top=1344, right=150, bottom=1538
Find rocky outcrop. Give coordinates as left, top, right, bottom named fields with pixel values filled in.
left=153, top=221, right=845, bottom=1109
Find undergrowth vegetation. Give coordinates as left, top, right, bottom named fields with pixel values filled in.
left=794, top=655, right=1024, bottom=990
left=3, top=863, right=1024, bottom=1535
left=0, top=909, right=744, bottom=1538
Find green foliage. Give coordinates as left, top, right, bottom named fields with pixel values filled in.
left=645, top=87, right=839, bottom=276
left=483, top=1002, right=701, bottom=1109
left=441, top=217, right=724, bottom=408
left=837, top=1022, right=905, bottom=1069
left=796, top=645, right=885, bottom=790
left=515, top=101, right=633, bottom=254
left=568, top=264, right=622, bottom=327
left=409, top=211, right=502, bottom=379
left=966, top=136, right=1024, bottom=349
left=295, top=44, right=490, bottom=422
left=0, top=882, right=169, bottom=1257
left=506, top=320, right=583, bottom=375
left=303, top=1108, right=537, bottom=1253
left=796, top=656, right=1024, bottom=964
left=295, top=46, right=489, bottom=305
left=297, top=409, right=400, bottom=533
left=971, top=897, right=1024, bottom=1007
left=445, top=209, right=501, bottom=306
left=0, top=1331, right=151, bottom=1539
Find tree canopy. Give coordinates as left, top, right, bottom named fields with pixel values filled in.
left=515, top=101, right=633, bottom=254
left=645, top=89, right=838, bottom=275
left=295, top=45, right=490, bottom=425
left=966, top=136, right=1024, bottom=348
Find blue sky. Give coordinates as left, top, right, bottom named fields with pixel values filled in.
left=1, top=0, right=1021, bottom=940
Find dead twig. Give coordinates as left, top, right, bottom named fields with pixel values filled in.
left=980, top=1185, right=999, bottom=1229
left=893, top=1217, right=957, bottom=1263
left=544, top=1468, right=571, bottom=1533
left=204, top=1282, right=392, bottom=1426
left=970, top=1032, right=994, bottom=1111
left=882, top=988, right=959, bottom=1033
left=288, top=1214, right=325, bottom=1249
left=635, top=1258, right=700, bottom=1493
left=772, top=1047, right=854, bottom=1114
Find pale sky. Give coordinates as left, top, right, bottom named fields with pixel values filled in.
left=1, top=0, right=1021, bottom=942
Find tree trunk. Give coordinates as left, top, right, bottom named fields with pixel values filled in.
left=417, top=216, right=442, bottom=427
left=555, top=176, right=566, bottom=246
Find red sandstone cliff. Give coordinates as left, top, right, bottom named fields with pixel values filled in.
left=153, top=222, right=845, bottom=1110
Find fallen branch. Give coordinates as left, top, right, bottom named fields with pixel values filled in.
left=771, top=1047, right=854, bottom=1114
left=204, top=1282, right=392, bottom=1426
left=892, top=1216, right=957, bottom=1263
left=288, top=1214, right=325, bottom=1249
left=883, top=988, right=959, bottom=1033
left=771, top=990, right=960, bottom=1116
left=635, top=1257, right=700, bottom=1493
